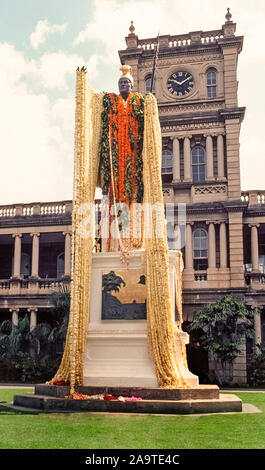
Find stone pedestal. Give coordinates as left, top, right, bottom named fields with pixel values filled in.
left=84, top=250, right=198, bottom=388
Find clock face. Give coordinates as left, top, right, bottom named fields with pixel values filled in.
left=167, top=71, right=194, bottom=97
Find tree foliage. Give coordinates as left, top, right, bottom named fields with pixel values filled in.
left=0, top=285, right=70, bottom=383
left=248, top=343, right=265, bottom=387
left=102, top=271, right=126, bottom=294
left=187, top=294, right=255, bottom=385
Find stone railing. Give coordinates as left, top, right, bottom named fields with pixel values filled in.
left=38, top=279, right=69, bottom=289
left=0, top=279, right=10, bottom=289
left=136, top=29, right=224, bottom=50
left=241, top=190, right=265, bottom=206
left=0, top=200, right=73, bottom=218
left=194, top=272, right=207, bottom=281
left=0, top=199, right=103, bottom=219
left=245, top=271, right=265, bottom=287
left=0, top=277, right=70, bottom=292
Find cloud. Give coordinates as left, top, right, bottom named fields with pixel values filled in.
left=30, top=19, right=68, bottom=50
left=29, top=51, right=98, bottom=90
left=0, top=43, right=91, bottom=204
left=73, top=0, right=222, bottom=64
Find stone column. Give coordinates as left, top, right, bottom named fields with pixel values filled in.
left=183, top=136, right=192, bottom=182
left=9, top=308, right=19, bottom=326
left=12, top=234, right=22, bottom=278
left=249, top=224, right=260, bottom=272
left=172, top=137, right=180, bottom=181
left=63, top=231, right=72, bottom=277
left=208, top=222, right=216, bottom=268
left=220, top=222, right=227, bottom=268
left=28, top=308, right=38, bottom=332
left=217, top=134, right=225, bottom=180
left=30, top=233, right=40, bottom=278
left=205, top=135, right=214, bottom=181
left=254, top=310, right=262, bottom=352
left=185, top=223, right=193, bottom=269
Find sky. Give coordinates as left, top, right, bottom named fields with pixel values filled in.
left=0, top=0, right=264, bottom=205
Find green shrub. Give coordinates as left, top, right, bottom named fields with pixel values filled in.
left=248, top=343, right=265, bottom=387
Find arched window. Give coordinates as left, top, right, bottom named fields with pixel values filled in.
left=192, top=146, right=206, bottom=182
left=145, top=75, right=155, bottom=94
left=207, top=68, right=217, bottom=98
left=57, top=252, right=64, bottom=279
left=162, top=149, right=173, bottom=174
left=193, top=228, right=208, bottom=270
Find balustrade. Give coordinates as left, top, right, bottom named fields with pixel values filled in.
left=136, top=29, right=224, bottom=50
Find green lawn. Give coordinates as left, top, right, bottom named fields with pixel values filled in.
left=0, top=388, right=265, bottom=449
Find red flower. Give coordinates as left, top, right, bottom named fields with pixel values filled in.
left=53, top=380, right=69, bottom=386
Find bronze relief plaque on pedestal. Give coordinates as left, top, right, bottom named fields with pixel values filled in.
left=101, top=269, right=147, bottom=320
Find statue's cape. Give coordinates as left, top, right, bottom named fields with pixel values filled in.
left=49, top=69, right=187, bottom=392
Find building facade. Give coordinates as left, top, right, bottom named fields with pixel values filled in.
left=1, top=10, right=265, bottom=383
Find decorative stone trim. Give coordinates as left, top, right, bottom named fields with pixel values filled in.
left=194, top=185, right=227, bottom=195
left=158, top=102, right=224, bottom=114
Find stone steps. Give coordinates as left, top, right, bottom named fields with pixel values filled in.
left=35, top=384, right=220, bottom=400
left=13, top=385, right=242, bottom=414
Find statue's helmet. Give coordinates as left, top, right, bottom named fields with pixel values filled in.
left=119, top=65, right=134, bottom=87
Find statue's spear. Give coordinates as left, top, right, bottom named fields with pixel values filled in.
left=150, top=31, right=160, bottom=94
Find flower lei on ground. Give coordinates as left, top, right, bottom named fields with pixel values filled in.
left=64, top=392, right=143, bottom=401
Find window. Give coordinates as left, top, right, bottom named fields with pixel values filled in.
left=193, top=228, right=208, bottom=270
left=11, top=252, right=30, bottom=278
left=162, top=149, right=173, bottom=174
left=57, top=252, right=65, bottom=278
left=192, top=146, right=206, bottom=182
left=145, top=75, right=155, bottom=94
left=207, top=68, right=217, bottom=98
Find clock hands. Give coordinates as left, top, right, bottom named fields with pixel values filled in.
left=168, top=75, right=192, bottom=86
left=178, top=76, right=192, bottom=85
left=168, top=78, right=181, bottom=85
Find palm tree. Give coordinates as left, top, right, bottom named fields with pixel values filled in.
left=0, top=315, right=52, bottom=358
left=47, top=284, right=70, bottom=350
left=102, top=271, right=126, bottom=294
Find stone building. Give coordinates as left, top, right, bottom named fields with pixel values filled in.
left=0, top=10, right=264, bottom=383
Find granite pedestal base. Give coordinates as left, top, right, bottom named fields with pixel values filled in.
left=13, top=384, right=242, bottom=414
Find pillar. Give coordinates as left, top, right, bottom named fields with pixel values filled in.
left=12, top=234, right=22, bottom=278
left=30, top=233, right=40, bottom=278
left=205, top=135, right=214, bottom=181
left=172, top=137, right=180, bottom=181
left=28, top=308, right=38, bottom=332
left=10, top=308, right=19, bottom=326
left=249, top=224, right=259, bottom=272
left=217, top=134, right=225, bottom=180
left=254, top=310, right=262, bottom=352
left=185, top=223, right=193, bottom=269
left=220, top=222, right=227, bottom=268
left=183, top=136, right=192, bottom=182
left=63, top=231, right=72, bottom=277
left=228, top=211, right=244, bottom=287
left=208, top=222, right=216, bottom=268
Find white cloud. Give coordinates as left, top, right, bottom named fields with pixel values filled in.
left=0, top=43, right=94, bottom=204
left=30, top=19, right=68, bottom=50
left=29, top=51, right=98, bottom=90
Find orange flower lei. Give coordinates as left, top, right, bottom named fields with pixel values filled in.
left=103, top=92, right=142, bottom=206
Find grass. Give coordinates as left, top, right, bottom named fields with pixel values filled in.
left=0, top=388, right=265, bottom=449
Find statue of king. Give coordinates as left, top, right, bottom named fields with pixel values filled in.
left=49, top=65, right=195, bottom=394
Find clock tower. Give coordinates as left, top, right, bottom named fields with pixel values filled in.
left=119, top=9, right=246, bottom=299
left=118, top=9, right=253, bottom=384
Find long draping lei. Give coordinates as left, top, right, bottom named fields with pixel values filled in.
left=48, top=68, right=188, bottom=393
